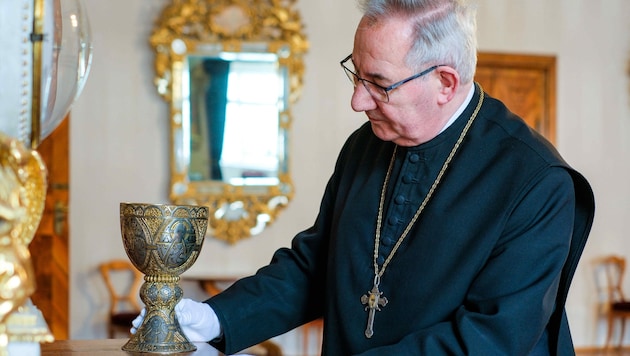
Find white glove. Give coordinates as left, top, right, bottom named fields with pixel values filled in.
left=130, top=298, right=221, bottom=342
left=130, top=308, right=145, bottom=335
left=175, top=298, right=221, bottom=342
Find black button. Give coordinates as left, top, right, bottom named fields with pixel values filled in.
left=394, top=195, right=406, bottom=205
left=409, top=153, right=420, bottom=163
left=402, top=174, right=416, bottom=184
left=381, top=236, right=395, bottom=247
left=387, top=216, right=399, bottom=225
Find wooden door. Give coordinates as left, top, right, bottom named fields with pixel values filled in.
left=29, top=117, right=70, bottom=340
left=475, top=52, right=556, bottom=144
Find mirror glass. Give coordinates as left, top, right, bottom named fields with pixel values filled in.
left=150, top=0, right=308, bottom=244
left=186, top=51, right=286, bottom=186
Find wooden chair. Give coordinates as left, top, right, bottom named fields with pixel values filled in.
left=601, top=255, right=630, bottom=349
left=99, top=259, right=143, bottom=338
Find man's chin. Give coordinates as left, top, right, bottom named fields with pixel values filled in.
left=369, top=121, right=395, bottom=141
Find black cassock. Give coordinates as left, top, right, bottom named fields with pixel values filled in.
left=207, top=85, right=595, bottom=356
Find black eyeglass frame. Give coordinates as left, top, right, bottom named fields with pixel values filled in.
left=340, top=54, right=445, bottom=102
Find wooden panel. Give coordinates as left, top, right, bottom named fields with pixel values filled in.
left=475, top=52, right=556, bottom=144
left=29, top=117, right=70, bottom=340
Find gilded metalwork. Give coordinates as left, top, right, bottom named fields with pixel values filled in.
left=0, top=133, right=53, bottom=347
left=120, top=202, right=208, bottom=353
left=0, top=133, right=47, bottom=248
left=0, top=240, right=35, bottom=356
left=150, top=0, right=308, bottom=244
left=30, top=0, right=44, bottom=149
left=6, top=299, right=54, bottom=344
left=149, top=0, right=308, bottom=102
left=0, top=132, right=47, bottom=354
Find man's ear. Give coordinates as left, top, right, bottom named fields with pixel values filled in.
left=436, top=66, right=460, bottom=104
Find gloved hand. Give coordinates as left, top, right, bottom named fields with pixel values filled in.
left=131, top=298, right=221, bottom=342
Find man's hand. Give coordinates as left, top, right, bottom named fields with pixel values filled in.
left=131, top=298, right=221, bottom=342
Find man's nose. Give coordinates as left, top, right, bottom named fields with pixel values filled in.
left=350, top=83, right=378, bottom=112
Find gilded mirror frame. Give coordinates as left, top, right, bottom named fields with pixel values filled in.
left=150, top=0, right=308, bottom=244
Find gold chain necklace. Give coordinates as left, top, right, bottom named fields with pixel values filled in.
left=360, top=86, right=484, bottom=338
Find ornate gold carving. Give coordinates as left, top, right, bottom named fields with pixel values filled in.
left=0, top=132, right=49, bottom=353
left=150, top=0, right=308, bottom=244
left=0, top=134, right=47, bottom=248
left=150, top=0, right=308, bottom=102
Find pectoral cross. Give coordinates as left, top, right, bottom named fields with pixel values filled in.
left=360, top=283, right=388, bottom=338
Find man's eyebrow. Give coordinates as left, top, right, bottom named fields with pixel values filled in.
left=352, top=59, right=390, bottom=82
left=367, top=72, right=389, bottom=82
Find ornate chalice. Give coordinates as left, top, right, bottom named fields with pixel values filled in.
left=120, top=202, right=208, bottom=353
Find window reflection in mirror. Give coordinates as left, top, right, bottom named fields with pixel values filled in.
left=185, top=52, right=285, bottom=186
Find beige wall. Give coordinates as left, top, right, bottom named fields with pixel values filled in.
left=69, top=0, right=630, bottom=351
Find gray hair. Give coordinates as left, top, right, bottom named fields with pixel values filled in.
left=358, top=0, right=478, bottom=84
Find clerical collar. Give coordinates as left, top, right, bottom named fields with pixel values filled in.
left=437, top=84, right=475, bottom=134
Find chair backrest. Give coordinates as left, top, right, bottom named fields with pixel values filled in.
left=601, top=255, right=627, bottom=304
left=99, top=259, right=143, bottom=315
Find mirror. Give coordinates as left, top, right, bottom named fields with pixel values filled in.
left=150, top=0, right=308, bottom=244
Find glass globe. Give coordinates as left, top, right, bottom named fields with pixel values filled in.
left=39, top=0, right=93, bottom=141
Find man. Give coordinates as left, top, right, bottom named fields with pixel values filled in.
left=133, top=0, right=595, bottom=354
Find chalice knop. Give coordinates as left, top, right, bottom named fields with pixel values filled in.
left=120, top=202, right=208, bottom=353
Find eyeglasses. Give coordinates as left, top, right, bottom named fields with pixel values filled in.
left=340, top=54, right=443, bottom=103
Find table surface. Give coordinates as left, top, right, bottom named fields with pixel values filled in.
left=40, top=339, right=224, bottom=355
left=40, top=338, right=274, bottom=356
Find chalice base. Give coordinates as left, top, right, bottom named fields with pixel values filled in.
left=123, top=334, right=196, bottom=354
left=121, top=280, right=195, bottom=354
left=121, top=309, right=196, bottom=353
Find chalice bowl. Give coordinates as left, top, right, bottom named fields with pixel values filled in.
left=120, top=202, right=208, bottom=353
